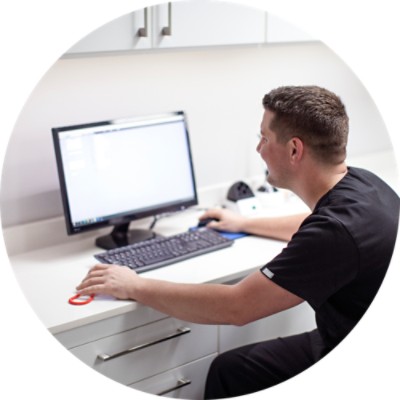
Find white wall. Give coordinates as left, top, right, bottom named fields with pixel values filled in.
left=0, top=42, right=394, bottom=227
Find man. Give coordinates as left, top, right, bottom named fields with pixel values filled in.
left=77, top=86, right=399, bottom=398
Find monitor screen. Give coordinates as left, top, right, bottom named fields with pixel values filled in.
left=52, top=111, right=198, bottom=249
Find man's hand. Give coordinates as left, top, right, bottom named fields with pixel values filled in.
left=76, top=264, right=139, bottom=300
left=199, top=208, right=247, bottom=232
left=200, top=208, right=309, bottom=241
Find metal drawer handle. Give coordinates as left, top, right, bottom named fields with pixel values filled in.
left=138, top=8, right=149, bottom=37
left=157, top=378, right=192, bottom=396
left=97, top=327, right=191, bottom=362
left=161, top=2, right=172, bottom=36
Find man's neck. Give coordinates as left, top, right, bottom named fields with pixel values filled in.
left=294, top=162, right=348, bottom=210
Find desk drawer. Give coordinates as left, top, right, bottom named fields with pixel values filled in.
left=70, top=318, right=217, bottom=385
left=131, top=354, right=216, bottom=398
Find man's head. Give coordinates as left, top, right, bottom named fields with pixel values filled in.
left=262, top=86, right=349, bottom=165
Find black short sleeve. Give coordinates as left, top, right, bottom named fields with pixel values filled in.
left=261, top=214, right=359, bottom=309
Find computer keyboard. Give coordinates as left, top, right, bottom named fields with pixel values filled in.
left=94, top=228, right=234, bottom=273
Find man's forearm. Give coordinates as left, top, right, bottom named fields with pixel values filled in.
left=131, top=270, right=303, bottom=326
left=133, top=277, right=241, bottom=325
left=77, top=266, right=304, bottom=326
left=242, top=213, right=309, bottom=241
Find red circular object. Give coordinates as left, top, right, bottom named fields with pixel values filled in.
left=68, top=293, right=95, bottom=306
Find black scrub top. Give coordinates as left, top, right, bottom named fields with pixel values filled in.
left=261, top=167, right=400, bottom=356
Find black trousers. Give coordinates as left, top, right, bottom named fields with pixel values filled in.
left=204, top=329, right=325, bottom=399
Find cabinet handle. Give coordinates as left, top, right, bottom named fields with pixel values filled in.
left=161, top=2, right=172, bottom=36
left=97, top=327, right=191, bottom=362
left=157, top=378, right=192, bottom=396
left=138, top=8, right=149, bottom=37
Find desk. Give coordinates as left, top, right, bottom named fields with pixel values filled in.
left=8, top=206, right=316, bottom=398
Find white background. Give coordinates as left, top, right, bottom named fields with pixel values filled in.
left=1, top=1, right=399, bottom=400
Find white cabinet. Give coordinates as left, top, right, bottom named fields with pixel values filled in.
left=55, top=302, right=315, bottom=399
left=131, top=355, right=216, bottom=398
left=219, top=303, right=316, bottom=353
left=66, top=3, right=317, bottom=56
left=152, top=1, right=265, bottom=49
left=67, top=9, right=152, bottom=53
left=66, top=1, right=266, bottom=55
left=56, top=308, right=217, bottom=399
left=266, top=13, right=315, bottom=43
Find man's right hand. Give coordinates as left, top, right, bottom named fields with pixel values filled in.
left=199, top=208, right=247, bottom=233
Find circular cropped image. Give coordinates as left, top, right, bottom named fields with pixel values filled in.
left=1, top=1, right=399, bottom=400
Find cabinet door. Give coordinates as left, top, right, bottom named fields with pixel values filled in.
left=266, top=13, right=316, bottom=43
left=130, top=354, right=216, bottom=398
left=67, top=10, right=151, bottom=54
left=152, top=1, right=266, bottom=49
left=219, top=303, right=316, bottom=353
left=70, top=318, right=217, bottom=385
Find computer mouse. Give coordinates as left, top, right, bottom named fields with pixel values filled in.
left=197, top=217, right=220, bottom=228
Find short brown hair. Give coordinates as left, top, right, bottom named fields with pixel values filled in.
left=263, top=86, right=349, bottom=165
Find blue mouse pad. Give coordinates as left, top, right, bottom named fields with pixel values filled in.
left=219, top=231, right=249, bottom=240
left=189, top=226, right=248, bottom=240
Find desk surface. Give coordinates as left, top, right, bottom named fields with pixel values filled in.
left=9, top=205, right=305, bottom=334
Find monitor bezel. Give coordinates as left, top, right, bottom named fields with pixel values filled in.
left=52, top=111, right=198, bottom=236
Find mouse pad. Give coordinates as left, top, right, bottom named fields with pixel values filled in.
left=189, top=226, right=248, bottom=240
left=218, top=231, right=249, bottom=240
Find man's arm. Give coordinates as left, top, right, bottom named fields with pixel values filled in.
left=200, top=209, right=309, bottom=241
left=76, top=265, right=304, bottom=326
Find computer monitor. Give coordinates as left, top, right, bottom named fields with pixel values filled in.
left=52, top=111, right=198, bottom=249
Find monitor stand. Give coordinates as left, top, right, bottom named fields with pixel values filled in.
left=95, top=223, right=157, bottom=250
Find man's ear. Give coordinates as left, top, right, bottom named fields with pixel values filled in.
left=288, top=137, right=304, bottom=163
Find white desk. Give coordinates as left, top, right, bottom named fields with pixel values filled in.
left=10, top=209, right=286, bottom=333
left=8, top=205, right=316, bottom=398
